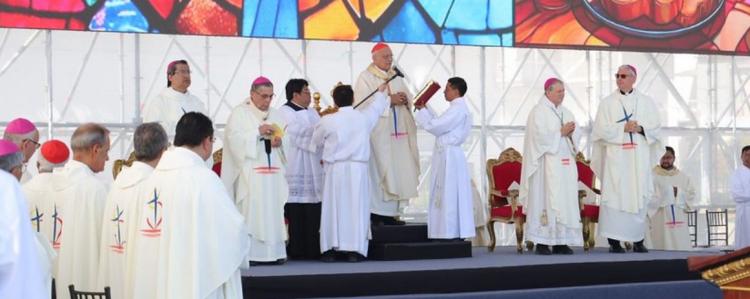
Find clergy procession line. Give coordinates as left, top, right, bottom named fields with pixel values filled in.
left=0, top=42, right=747, bottom=299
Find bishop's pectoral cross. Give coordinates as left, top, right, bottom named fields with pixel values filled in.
left=616, top=106, right=636, bottom=149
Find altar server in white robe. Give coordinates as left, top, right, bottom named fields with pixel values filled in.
left=0, top=169, right=48, bottom=299
left=592, top=65, right=664, bottom=253
left=279, top=78, right=324, bottom=260
left=222, top=76, right=288, bottom=264
left=143, top=60, right=207, bottom=137
left=130, top=112, right=250, bottom=299
left=520, top=78, right=582, bottom=255
left=3, top=117, right=40, bottom=183
left=730, top=145, right=750, bottom=249
left=311, top=83, right=390, bottom=262
left=354, top=42, right=420, bottom=225
left=54, top=124, right=111, bottom=298
left=414, top=77, right=475, bottom=240
left=97, top=123, right=168, bottom=299
left=647, top=146, right=697, bottom=251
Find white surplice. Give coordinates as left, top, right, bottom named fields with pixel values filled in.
left=415, top=98, right=475, bottom=239
left=0, top=170, right=48, bottom=299
left=647, top=166, right=696, bottom=250
left=279, top=104, right=323, bottom=203
left=311, top=91, right=390, bottom=255
left=143, top=87, right=207, bottom=137
left=354, top=65, right=420, bottom=216
left=97, top=161, right=153, bottom=299
left=222, top=99, right=288, bottom=262
left=591, top=90, right=663, bottom=242
left=130, top=147, right=250, bottom=299
left=730, top=165, right=750, bottom=249
left=52, top=160, right=109, bottom=299
left=520, top=98, right=582, bottom=246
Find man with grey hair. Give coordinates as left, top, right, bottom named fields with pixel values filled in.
left=3, top=117, right=40, bottom=183
left=592, top=64, right=663, bottom=254
left=53, top=123, right=111, bottom=298
left=0, top=139, right=24, bottom=181
left=98, top=122, right=168, bottom=299
left=223, top=76, right=289, bottom=265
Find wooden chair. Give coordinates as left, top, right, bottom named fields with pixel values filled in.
left=687, top=210, right=698, bottom=247
left=575, top=152, right=601, bottom=251
left=68, top=284, right=111, bottom=299
left=112, top=152, right=136, bottom=179
left=212, top=148, right=223, bottom=177
left=486, top=148, right=526, bottom=253
left=706, top=209, right=729, bottom=247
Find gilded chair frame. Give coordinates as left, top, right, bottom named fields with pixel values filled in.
left=486, top=148, right=526, bottom=253
left=575, top=152, right=601, bottom=251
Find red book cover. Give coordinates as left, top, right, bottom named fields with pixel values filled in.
left=414, top=80, right=441, bottom=108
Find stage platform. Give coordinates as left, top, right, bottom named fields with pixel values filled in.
left=241, top=246, right=722, bottom=298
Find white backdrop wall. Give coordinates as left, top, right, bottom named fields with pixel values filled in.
left=2, top=29, right=750, bottom=234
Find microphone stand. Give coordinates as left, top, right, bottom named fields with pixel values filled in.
left=353, top=67, right=405, bottom=109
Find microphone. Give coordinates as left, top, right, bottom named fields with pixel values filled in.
left=353, top=66, right=406, bottom=109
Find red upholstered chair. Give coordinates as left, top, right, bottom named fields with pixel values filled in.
left=212, top=148, right=223, bottom=177
left=576, top=152, right=601, bottom=251
left=486, top=148, right=526, bottom=253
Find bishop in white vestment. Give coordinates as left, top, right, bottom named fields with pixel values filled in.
left=279, top=79, right=324, bottom=259
left=520, top=78, right=582, bottom=255
left=97, top=123, right=167, bottom=299
left=647, top=147, right=697, bottom=251
left=415, top=77, right=474, bottom=240
left=130, top=112, right=250, bottom=299
left=143, top=60, right=207, bottom=137
left=222, top=76, right=288, bottom=263
left=3, top=117, right=40, bottom=183
left=354, top=42, right=420, bottom=224
left=730, top=146, right=750, bottom=249
left=54, top=124, right=111, bottom=299
left=311, top=84, right=390, bottom=261
left=591, top=65, right=663, bottom=253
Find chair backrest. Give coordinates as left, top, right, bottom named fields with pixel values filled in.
left=687, top=210, right=698, bottom=247
left=112, top=151, right=136, bottom=179
left=68, top=284, right=111, bottom=299
left=212, top=148, right=223, bottom=177
left=486, top=148, right=522, bottom=204
left=706, top=209, right=729, bottom=247
left=575, top=152, right=596, bottom=190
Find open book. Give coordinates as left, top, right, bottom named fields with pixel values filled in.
left=413, top=80, right=441, bottom=111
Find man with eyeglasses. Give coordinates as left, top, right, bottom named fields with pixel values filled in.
left=591, top=64, right=664, bottom=254
left=143, top=59, right=207, bottom=137
left=278, top=78, right=324, bottom=260
left=3, top=117, right=40, bottom=183
left=222, top=76, right=289, bottom=265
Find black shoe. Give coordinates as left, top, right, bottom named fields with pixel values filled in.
left=346, top=252, right=365, bottom=262
left=321, top=250, right=336, bottom=263
left=535, top=244, right=552, bottom=255
left=370, top=214, right=386, bottom=226
left=382, top=216, right=405, bottom=226
left=609, top=245, right=626, bottom=253
left=633, top=241, right=649, bottom=253
left=552, top=245, right=574, bottom=255
left=275, top=258, right=287, bottom=265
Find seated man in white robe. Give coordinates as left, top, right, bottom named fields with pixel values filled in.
left=130, top=112, right=250, bottom=299
left=647, top=146, right=697, bottom=251
left=520, top=78, right=582, bottom=255
left=54, top=124, right=111, bottom=298
left=97, top=122, right=168, bottom=299
left=730, top=145, right=750, bottom=249
left=222, top=76, right=288, bottom=265
left=279, top=78, right=323, bottom=260
left=591, top=65, right=663, bottom=254
left=414, top=77, right=475, bottom=241
left=0, top=169, right=48, bottom=299
left=311, top=83, right=390, bottom=262
left=143, top=60, right=207, bottom=137
left=3, top=117, right=40, bottom=183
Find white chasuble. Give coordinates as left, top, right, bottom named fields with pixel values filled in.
left=520, top=99, right=582, bottom=246
left=731, top=165, right=750, bottom=249
left=143, top=87, right=207, bottom=137
left=647, top=166, right=696, bottom=250
left=222, top=99, right=288, bottom=262
left=592, top=90, right=663, bottom=242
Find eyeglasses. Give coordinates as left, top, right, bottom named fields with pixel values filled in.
left=253, top=91, right=275, bottom=100
left=24, top=138, right=40, bottom=149
left=173, top=69, right=191, bottom=75
left=615, top=74, right=629, bottom=79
